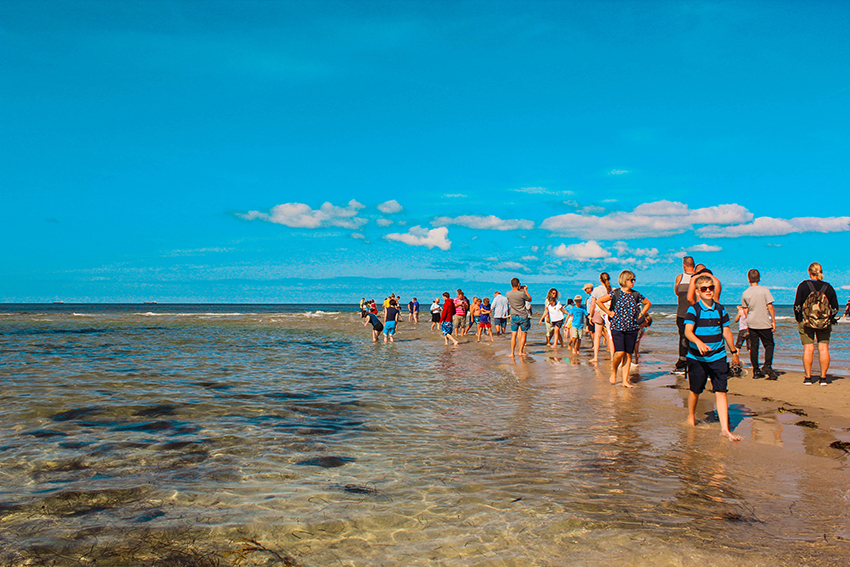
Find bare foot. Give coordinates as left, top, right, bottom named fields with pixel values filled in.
left=590, top=358, right=598, bottom=363
left=722, top=431, right=742, bottom=441
left=609, top=374, right=617, bottom=384
left=622, top=380, right=635, bottom=389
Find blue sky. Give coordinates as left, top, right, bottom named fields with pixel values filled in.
left=2, top=0, right=849, bottom=304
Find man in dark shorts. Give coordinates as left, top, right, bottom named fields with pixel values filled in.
left=363, top=310, right=384, bottom=342
left=672, top=256, right=696, bottom=374
left=684, top=275, right=741, bottom=441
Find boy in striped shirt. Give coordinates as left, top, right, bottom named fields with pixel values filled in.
left=684, top=275, right=742, bottom=441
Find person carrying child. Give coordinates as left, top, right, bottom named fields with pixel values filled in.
left=477, top=297, right=495, bottom=342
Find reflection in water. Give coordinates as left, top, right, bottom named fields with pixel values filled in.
left=0, top=304, right=848, bottom=565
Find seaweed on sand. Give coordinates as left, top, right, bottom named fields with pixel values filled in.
left=777, top=406, right=807, bottom=417
left=1, top=528, right=222, bottom=567
left=223, top=539, right=301, bottom=566
left=0, top=530, right=303, bottom=567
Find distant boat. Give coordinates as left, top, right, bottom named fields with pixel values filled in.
left=143, top=301, right=158, bottom=304
left=52, top=301, right=64, bottom=304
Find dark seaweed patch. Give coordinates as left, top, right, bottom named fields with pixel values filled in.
left=30, top=429, right=68, bottom=438
left=336, top=483, right=377, bottom=495
left=134, top=405, right=178, bottom=418
left=114, top=421, right=174, bottom=432
left=59, top=441, right=90, bottom=449
left=778, top=407, right=807, bottom=417
left=193, top=381, right=232, bottom=390
left=795, top=420, right=818, bottom=429
left=295, top=456, right=353, bottom=468
left=133, top=509, right=167, bottom=523
left=159, top=441, right=197, bottom=451
left=36, top=487, right=147, bottom=517
left=52, top=407, right=103, bottom=422
left=830, top=441, right=850, bottom=453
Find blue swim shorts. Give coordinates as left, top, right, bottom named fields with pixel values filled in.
left=493, top=317, right=507, bottom=328
left=441, top=322, right=454, bottom=336
left=510, top=315, right=531, bottom=333
left=384, top=320, right=397, bottom=335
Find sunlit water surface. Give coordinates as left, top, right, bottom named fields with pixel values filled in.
left=0, top=304, right=848, bottom=566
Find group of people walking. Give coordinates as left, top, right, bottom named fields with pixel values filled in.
left=360, top=258, right=843, bottom=443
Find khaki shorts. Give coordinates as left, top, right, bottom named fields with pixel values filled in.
left=798, top=321, right=831, bottom=345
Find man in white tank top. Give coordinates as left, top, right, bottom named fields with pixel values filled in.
left=672, top=256, right=696, bottom=374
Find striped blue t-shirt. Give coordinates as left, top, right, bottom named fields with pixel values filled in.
left=685, top=300, right=730, bottom=363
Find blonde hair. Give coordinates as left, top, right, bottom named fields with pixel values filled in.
left=618, top=270, right=635, bottom=288
left=808, top=262, right=823, bottom=281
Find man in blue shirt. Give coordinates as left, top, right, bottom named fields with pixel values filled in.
left=684, top=275, right=741, bottom=441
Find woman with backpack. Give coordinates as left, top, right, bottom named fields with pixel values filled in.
left=793, top=262, right=839, bottom=386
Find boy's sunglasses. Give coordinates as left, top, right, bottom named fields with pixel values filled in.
left=699, top=285, right=716, bottom=292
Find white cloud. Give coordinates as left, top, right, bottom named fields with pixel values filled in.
left=377, top=199, right=403, bottom=214
left=495, top=261, right=529, bottom=272
left=376, top=218, right=393, bottom=227
left=690, top=244, right=723, bottom=252
left=512, top=187, right=574, bottom=196
left=241, top=199, right=367, bottom=229
left=531, top=246, right=539, bottom=252
left=552, top=240, right=612, bottom=260
left=385, top=226, right=451, bottom=251
left=840, top=285, right=850, bottom=290
left=351, top=233, right=367, bottom=240
left=608, top=169, right=630, bottom=175
left=432, top=215, right=534, bottom=231
left=521, top=255, right=539, bottom=261
left=541, top=200, right=753, bottom=239
left=612, top=241, right=659, bottom=258
left=698, top=216, right=850, bottom=238
left=444, top=194, right=467, bottom=198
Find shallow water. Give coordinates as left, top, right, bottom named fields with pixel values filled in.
left=1, top=304, right=848, bottom=566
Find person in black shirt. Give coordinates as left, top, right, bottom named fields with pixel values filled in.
left=793, top=262, right=839, bottom=385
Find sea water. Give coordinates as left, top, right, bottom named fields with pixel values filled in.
left=0, top=304, right=848, bottom=566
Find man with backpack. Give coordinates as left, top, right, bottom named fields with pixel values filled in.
left=793, top=262, right=839, bottom=386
